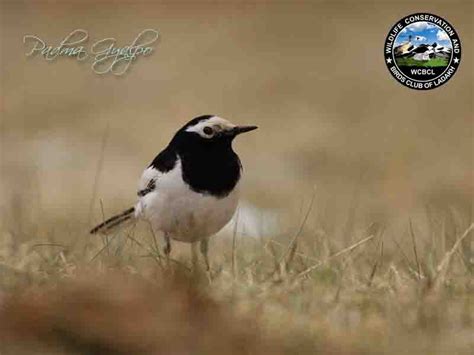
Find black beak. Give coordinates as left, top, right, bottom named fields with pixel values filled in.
left=232, top=125, right=258, bottom=135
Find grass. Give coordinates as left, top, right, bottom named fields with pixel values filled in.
left=395, top=57, right=449, bottom=67
left=0, top=202, right=472, bottom=355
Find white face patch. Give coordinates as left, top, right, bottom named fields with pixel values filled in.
left=185, top=116, right=236, bottom=139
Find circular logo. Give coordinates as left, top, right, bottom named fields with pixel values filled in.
left=384, top=13, right=461, bottom=90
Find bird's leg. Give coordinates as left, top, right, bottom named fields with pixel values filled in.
left=163, top=235, right=171, bottom=266
left=191, top=242, right=199, bottom=271
left=200, top=238, right=210, bottom=271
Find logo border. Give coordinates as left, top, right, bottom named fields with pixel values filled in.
left=384, top=12, right=461, bottom=90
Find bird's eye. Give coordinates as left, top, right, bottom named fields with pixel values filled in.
left=203, top=126, right=213, bottom=135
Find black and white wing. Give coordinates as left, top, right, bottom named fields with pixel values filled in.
left=137, top=146, right=177, bottom=198
left=137, top=168, right=160, bottom=197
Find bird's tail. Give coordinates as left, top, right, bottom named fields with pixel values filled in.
left=90, top=207, right=136, bottom=235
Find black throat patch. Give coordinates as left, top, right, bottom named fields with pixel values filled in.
left=178, top=146, right=241, bottom=198
left=174, top=128, right=242, bottom=198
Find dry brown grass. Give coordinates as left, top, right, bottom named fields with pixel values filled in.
left=0, top=272, right=287, bottom=355
left=0, top=215, right=472, bottom=354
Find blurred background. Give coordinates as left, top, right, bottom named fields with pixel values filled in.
left=1, top=1, right=472, bottom=241
left=0, top=2, right=473, bottom=354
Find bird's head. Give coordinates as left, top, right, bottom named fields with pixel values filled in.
left=172, top=115, right=258, bottom=149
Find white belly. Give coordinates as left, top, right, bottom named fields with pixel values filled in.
left=135, top=160, right=239, bottom=242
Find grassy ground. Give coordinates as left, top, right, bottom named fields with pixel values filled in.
left=395, top=57, right=449, bottom=67
left=0, top=205, right=472, bottom=354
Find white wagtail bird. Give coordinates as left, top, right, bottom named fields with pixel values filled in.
left=90, top=115, right=257, bottom=269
